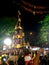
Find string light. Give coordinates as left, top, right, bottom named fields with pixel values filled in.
left=16, top=1, right=49, bottom=14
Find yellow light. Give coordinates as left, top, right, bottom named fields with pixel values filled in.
left=12, top=44, right=15, bottom=47
left=0, top=56, right=2, bottom=60
left=16, top=44, right=22, bottom=48
left=22, top=33, right=24, bottom=36
left=18, top=18, right=21, bottom=22
left=30, top=32, right=32, bottom=35
left=18, top=35, right=21, bottom=38
left=2, top=55, right=4, bottom=57
left=33, top=11, right=35, bottom=15
left=18, top=26, right=22, bottom=29
left=4, top=54, right=7, bottom=57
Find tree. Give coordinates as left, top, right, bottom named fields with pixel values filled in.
left=39, top=15, right=49, bottom=46
left=0, top=17, right=17, bottom=45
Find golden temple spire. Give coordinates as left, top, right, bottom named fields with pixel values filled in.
left=15, top=10, right=22, bottom=30
left=18, top=10, right=21, bottom=23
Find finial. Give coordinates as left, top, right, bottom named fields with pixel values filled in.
left=18, top=10, right=21, bottom=22
left=18, top=10, right=21, bottom=16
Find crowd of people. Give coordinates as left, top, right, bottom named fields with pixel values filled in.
left=0, top=48, right=49, bottom=65
left=39, top=54, right=49, bottom=65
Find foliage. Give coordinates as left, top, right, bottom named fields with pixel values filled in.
left=0, top=17, right=17, bottom=44
left=40, top=15, right=49, bottom=44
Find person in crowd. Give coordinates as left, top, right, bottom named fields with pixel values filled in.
left=24, top=49, right=32, bottom=65
left=8, top=60, right=14, bottom=65
left=7, top=52, right=18, bottom=63
left=0, top=59, right=9, bottom=65
left=18, top=54, right=25, bottom=65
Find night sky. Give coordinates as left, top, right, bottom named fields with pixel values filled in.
left=0, top=0, right=49, bottom=32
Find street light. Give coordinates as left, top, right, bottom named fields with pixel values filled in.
left=4, top=38, right=12, bottom=46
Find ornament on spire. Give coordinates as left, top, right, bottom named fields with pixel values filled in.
left=15, top=10, right=22, bottom=30
left=18, top=10, right=21, bottom=22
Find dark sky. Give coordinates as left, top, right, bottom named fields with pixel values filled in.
left=0, top=0, right=49, bottom=32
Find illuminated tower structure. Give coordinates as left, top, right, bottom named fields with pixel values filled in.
left=13, top=11, right=25, bottom=48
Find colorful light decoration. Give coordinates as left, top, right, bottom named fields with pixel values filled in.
left=16, top=0, right=49, bottom=14
left=22, top=0, right=46, bottom=9
left=16, top=44, right=22, bottom=48
left=21, top=5, right=48, bottom=14
left=12, top=10, right=25, bottom=48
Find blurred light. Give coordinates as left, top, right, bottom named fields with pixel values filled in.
left=30, top=47, right=40, bottom=51
left=4, top=38, right=12, bottom=46
left=30, top=32, right=32, bottom=35
left=33, top=11, right=35, bottom=15
left=3, top=45, right=6, bottom=50
left=44, top=48, right=49, bottom=50
left=26, top=46, right=28, bottom=49
left=16, top=44, right=22, bottom=48
left=44, top=50, right=47, bottom=55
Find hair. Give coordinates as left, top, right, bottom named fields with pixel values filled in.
left=11, top=52, right=14, bottom=55
left=8, top=61, right=14, bottom=65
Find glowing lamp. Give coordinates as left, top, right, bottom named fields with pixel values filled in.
left=4, top=38, right=12, bottom=46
